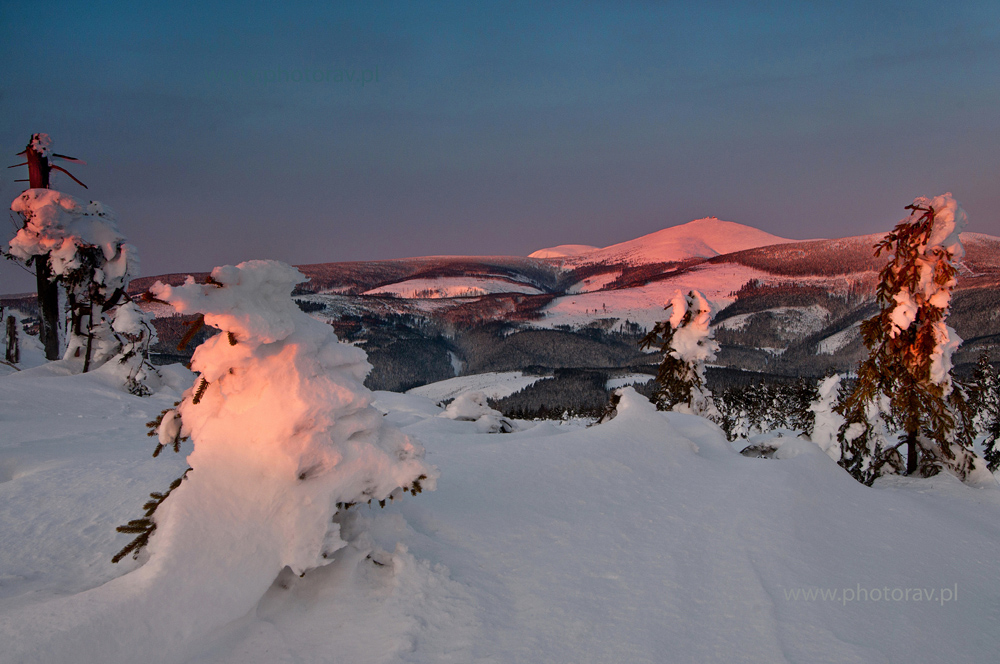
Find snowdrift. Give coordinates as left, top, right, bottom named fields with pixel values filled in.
left=2, top=375, right=1000, bottom=663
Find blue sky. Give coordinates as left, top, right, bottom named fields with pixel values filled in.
left=2, top=0, right=999, bottom=292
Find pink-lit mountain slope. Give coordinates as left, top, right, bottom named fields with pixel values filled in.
left=530, top=218, right=796, bottom=267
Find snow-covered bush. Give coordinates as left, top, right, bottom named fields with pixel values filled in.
left=807, top=374, right=845, bottom=460
left=838, top=194, right=979, bottom=484
left=640, top=290, right=720, bottom=418
left=7, top=188, right=156, bottom=389
left=440, top=391, right=515, bottom=432
left=115, top=260, right=436, bottom=584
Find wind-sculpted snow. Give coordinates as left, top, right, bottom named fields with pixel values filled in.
left=0, top=260, right=436, bottom=663
left=2, top=374, right=1000, bottom=662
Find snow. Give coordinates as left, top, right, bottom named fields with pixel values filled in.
left=554, top=217, right=795, bottom=267
left=816, top=322, right=860, bottom=355
left=8, top=188, right=156, bottom=387
left=9, top=190, right=137, bottom=289
left=439, top=391, right=515, bottom=433
left=605, top=373, right=654, bottom=390
left=30, top=133, right=53, bottom=158
left=447, top=350, right=463, bottom=376
left=714, top=305, right=831, bottom=338
left=667, top=290, right=717, bottom=366
left=923, top=193, right=966, bottom=259
left=0, top=310, right=47, bottom=374
left=3, top=380, right=1000, bottom=663
left=565, top=269, right=622, bottom=294
left=532, top=262, right=770, bottom=330
left=808, top=374, right=845, bottom=460
left=406, top=371, right=545, bottom=403
left=527, top=244, right=598, bottom=259
left=364, top=276, right=543, bottom=299
left=885, top=194, right=967, bottom=390
left=0, top=260, right=438, bottom=663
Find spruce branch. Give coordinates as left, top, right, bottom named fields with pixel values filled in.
left=112, top=469, right=191, bottom=563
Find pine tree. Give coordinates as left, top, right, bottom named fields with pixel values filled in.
left=715, top=385, right=751, bottom=442
left=969, top=350, right=1000, bottom=471
left=640, top=290, right=720, bottom=418
left=6, top=133, right=157, bottom=389
left=112, top=261, right=436, bottom=577
left=838, top=194, right=978, bottom=484
left=807, top=373, right=846, bottom=460
left=6, top=134, right=87, bottom=359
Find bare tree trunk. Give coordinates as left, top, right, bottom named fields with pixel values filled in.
left=5, top=314, right=19, bottom=364
left=35, top=258, right=61, bottom=360
left=25, top=140, right=61, bottom=360
left=906, top=429, right=918, bottom=475
left=82, top=306, right=95, bottom=373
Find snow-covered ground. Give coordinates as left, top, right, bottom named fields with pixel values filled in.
left=605, top=373, right=654, bottom=390
left=565, top=270, right=622, bottom=294
left=406, top=371, right=545, bottom=403
left=817, top=322, right=861, bottom=355
left=3, top=368, right=1000, bottom=663
left=714, top=305, right=831, bottom=337
left=531, top=262, right=772, bottom=330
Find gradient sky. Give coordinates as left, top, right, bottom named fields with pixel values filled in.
left=2, top=0, right=999, bottom=294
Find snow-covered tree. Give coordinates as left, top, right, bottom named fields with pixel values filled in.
left=2, top=308, right=19, bottom=366
left=6, top=133, right=88, bottom=359
left=440, top=391, right=515, bottom=432
left=838, top=194, right=978, bottom=484
left=808, top=374, right=846, bottom=461
left=640, top=290, right=720, bottom=418
left=7, top=138, right=156, bottom=390
left=969, top=350, right=1000, bottom=471
left=114, top=261, right=436, bottom=589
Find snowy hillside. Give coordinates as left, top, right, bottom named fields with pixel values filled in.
left=528, top=244, right=598, bottom=259
left=406, top=371, right=546, bottom=402
left=532, top=217, right=795, bottom=267
left=10, top=220, right=996, bottom=392
left=2, top=368, right=1000, bottom=663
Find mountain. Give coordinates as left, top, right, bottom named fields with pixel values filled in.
left=533, top=217, right=796, bottom=267
left=528, top=244, right=598, bottom=259
left=5, top=220, right=999, bottom=398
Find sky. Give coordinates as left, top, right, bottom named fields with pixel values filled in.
left=2, top=0, right=999, bottom=294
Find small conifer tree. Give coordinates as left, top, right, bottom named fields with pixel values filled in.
left=838, top=194, right=978, bottom=484
left=640, top=290, right=720, bottom=418
left=969, top=350, right=1000, bottom=471
left=6, top=134, right=157, bottom=389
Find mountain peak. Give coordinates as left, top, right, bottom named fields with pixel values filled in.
left=528, top=244, right=599, bottom=259
left=530, top=217, right=794, bottom=265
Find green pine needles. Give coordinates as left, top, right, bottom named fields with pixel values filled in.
left=113, top=403, right=191, bottom=562
left=112, top=469, right=190, bottom=563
